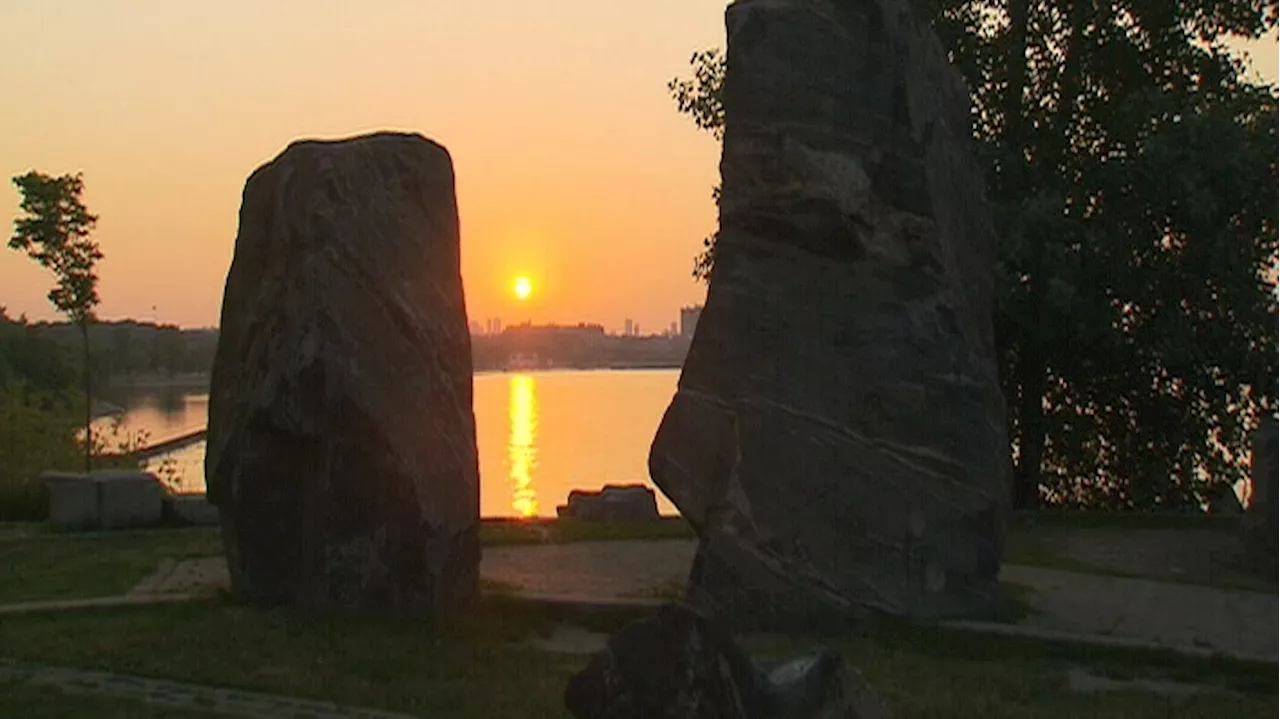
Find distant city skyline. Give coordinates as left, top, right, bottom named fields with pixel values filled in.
left=471, top=305, right=701, bottom=337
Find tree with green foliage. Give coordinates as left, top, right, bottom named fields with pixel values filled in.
left=0, top=308, right=83, bottom=519
left=9, top=172, right=103, bottom=472
left=670, top=0, right=1278, bottom=510
left=667, top=49, right=726, bottom=281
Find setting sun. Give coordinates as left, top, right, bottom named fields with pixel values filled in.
left=513, top=276, right=533, bottom=301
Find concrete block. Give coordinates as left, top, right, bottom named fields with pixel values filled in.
left=43, top=472, right=98, bottom=530
left=166, top=494, right=220, bottom=526
left=93, top=471, right=163, bottom=529
left=557, top=484, right=660, bottom=522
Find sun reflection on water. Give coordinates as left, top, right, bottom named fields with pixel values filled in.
left=507, top=374, right=539, bottom=518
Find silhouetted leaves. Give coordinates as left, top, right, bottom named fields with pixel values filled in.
left=9, top=171, right=104, bottom=472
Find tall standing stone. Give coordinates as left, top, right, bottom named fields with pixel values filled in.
left=650, top=0, right=1012, bottom=621
left=206, top=132, right=479, bottom=611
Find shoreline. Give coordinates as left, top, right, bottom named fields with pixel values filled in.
left=104, top=365, right=684, bottom=393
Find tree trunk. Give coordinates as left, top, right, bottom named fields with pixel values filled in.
left=1013, top=346, right=1047, bottom=508
left=1010, top=0, right=1088, bottom=509
left=1003, top=0, right=1035, bottom=507
left=81, top=320, right=91, bottom=473
left=1003, top=0, right=1030, bottom=142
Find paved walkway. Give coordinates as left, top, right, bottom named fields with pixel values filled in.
left=998, top=564, right=1277, bottom=662
left=483, top=540, right=1278, bottom=662
left=5, top=539, right=1276, bottom=662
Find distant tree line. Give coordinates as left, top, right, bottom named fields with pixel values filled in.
left=0, top=310, right=198, bottom=518
left=3, top=316, right=219, bottom=384
left=0, top=309, right=91, bottom=518
left=669, top=0, right=1278, bottom=511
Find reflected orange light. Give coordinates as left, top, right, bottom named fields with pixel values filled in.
left=507, top=374, right=539, bottom=518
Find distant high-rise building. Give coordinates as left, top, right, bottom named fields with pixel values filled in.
left=469, top=320, right=483, bottom=336
left=669, top=321, right=678, bottom=337
left=680, top=305, right=702, bottom=339
left=624, top=318, right=634, bottom=337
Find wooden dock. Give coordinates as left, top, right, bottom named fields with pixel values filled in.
left=99, top=428, right=207, bottom=461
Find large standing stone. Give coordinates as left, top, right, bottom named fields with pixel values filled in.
left=1242, top=416, right=1277, bottom=568
left=649, top=0, right=1012, bottom=621
left=206, top=132, right=479, bottom=611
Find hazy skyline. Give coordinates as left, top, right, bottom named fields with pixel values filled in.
left=2, top=2, right=1274, bottom=332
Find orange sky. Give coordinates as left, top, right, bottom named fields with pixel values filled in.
left=1, top=2, right=1274, bottom=332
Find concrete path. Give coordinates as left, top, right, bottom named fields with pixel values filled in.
left=481, top=539, right=695, bottom=599
left=998, top=564, right=1277, bottom=661
left=483, top=540, right=1278, bottom=662
left=0, top=659, right=419, bottom=719
left=5, top=539, right=1276, bottom=663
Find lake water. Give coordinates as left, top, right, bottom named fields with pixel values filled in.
left=111, top=370, right=681, bottom=518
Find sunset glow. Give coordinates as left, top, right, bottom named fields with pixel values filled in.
left=514, top=276, right=533, bottom=302
left=0, top=4, right=1273, bottom=333
left=0, top=0, right=724, bottom=333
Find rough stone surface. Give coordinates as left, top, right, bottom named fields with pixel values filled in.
left=42, top=471, right=164, bottom=530
left=206, top=132, right=480, bottom=611
left=564, top=603, right=890, bottom=719
left=557, top=485, right=661, bottom=522
left=94, top=471, right=163, bottom=529
left=1242, top=416, right=1278, bottom=566
left=43, top=472, right=98, bottom=530
left=164, top=494, right=221, bottom=526
left=649, top=0, right=1011, bottom=622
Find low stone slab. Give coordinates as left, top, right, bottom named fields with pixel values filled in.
left=557, top=485, right=661, bottom=522
left=95, top=471, right=163, bottom=530
left=164, top=494, right=220, bottom=526
left=43, top=472, right=99, bottom=530
left=43, top=471, right=164, bottom=531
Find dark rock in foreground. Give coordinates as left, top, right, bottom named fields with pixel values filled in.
left=206, top=132, right=480, bottom=611
left=564, top=603, right=890, bottom=719
left=1243, top=416, right=1277, bottom=568
left=557, top=484, right=661, bottom=522
left=649, top=0, right=1012, bottom=622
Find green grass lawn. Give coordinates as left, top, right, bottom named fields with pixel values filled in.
left=0, top=680, right=232, bottom=719
left=0, top=598, right=579, bottom=718
left=0, top=527, right=223, bottom=604
left=0, top=598, right=1272, bottom=718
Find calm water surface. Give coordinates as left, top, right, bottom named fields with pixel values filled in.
left=116, top=370, right=680, bottom=517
